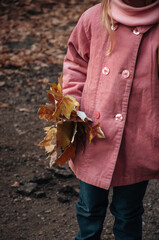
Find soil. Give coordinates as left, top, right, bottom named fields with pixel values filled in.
left=0, top=1, right=159, bottom=240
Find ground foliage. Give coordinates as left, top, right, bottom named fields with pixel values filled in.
left=0, top=0, right=159, bottom=240
left=0, top=0, right=99, bottom=69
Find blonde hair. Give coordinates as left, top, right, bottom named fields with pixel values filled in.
left=102, top=0, right=159, bottom=68
left=101, top=0, right=113, bottom=55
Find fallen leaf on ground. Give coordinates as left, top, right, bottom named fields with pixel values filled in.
left=0, top=81, right=5, bottom=87
left=19, top=108, right=32, bottom=112
left=11, top=181, right=20, bottom=188
left=0, top=103, right=12, bottom=108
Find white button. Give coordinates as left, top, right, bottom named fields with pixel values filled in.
left=115, top=114, right=124, bottom=121
left=133, top=28, right=140, bottom=35
left=122, top=70, right=130, bottom=79
left=111, top=24, right=118, bottom=31
left=102, top=67, right=110, bottom=75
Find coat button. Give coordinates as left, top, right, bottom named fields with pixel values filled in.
left=115, top=114, right=124, bottom=121
left=133, top=28, right=140, bottom=35
left=102, top=67, right=110, bottom=75
left=122, top=70, right=130, bottom=79
left=111, top=24, right=118, bottom=31
left=95, top=111, right=100, bottom=119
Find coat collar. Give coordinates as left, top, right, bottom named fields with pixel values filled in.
left=109, top=0, right=159, bottom=26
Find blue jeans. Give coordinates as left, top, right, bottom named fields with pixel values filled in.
left=75, top=180, right=148, bottom=240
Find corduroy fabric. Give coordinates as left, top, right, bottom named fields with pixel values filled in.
left=62, top=2, right=159, bottom=190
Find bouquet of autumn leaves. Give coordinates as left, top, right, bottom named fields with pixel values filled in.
left=38, top=75, right=105, bottom=167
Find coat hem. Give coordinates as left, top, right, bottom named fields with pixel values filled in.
left=69, top=160, right=159, bottom=190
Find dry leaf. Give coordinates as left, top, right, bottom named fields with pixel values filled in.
left=86, top=122, right=105, bottom=143
left=38, top=78, right=49, bottom=84
left=48, top=78, right=80, bottom=119
left=55, top=141, right=76, bottom=166
left=39, top=126, right=57, bottom=153
left=49, top=151, right=58, bottom=167
left=38, top=104, right=56, bottom=121
left=19, top=108, right=32, bottom=112
left=38, top=78, right=105, bottom=166
left=53, top=94, right=79, bottom=119
left=0, top=81, right=5, bottom=87
left=11, top=181, right=20, bottom=187
left=0, top=103, right=12, bottom=108
left=56, top=121, right=75, bottom=150
left=18, top=131, right=26, bottom=136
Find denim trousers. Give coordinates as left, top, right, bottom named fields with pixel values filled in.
left=75, top=180, right=148, bottom=240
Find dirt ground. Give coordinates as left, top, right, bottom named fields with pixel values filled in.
left=0, top=1, right=159, bottom=240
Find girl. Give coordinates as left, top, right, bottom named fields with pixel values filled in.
left=62, top=0, right=159, bottom=239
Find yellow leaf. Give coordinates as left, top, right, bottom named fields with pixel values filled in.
left=57, top=121, right=76, bottom=150
left=49, top=82, right=62, bottom=101
left=62, top=95, right=79, bottom=119
left=53, top=95, right=79, bottom=119
left=48, top=80, right=80, bottom=120
left=39, top=126, right=57, bottom=153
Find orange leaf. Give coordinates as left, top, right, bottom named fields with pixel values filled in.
left=55, top=141, right=76, bottom=166
left=38, top=104, right=56, bottom=121
left=47, top=92, right=55, bottom=105
left=49, top=82, right=62, bottom=101
left=0, top=103, right=12, bottom=108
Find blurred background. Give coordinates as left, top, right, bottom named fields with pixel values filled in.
left=0, top=1, right=158, bottom=240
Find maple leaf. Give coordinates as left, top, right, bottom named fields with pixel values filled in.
left=52, top=94, right=79, bottom=120
left=48, top=75, right=80, bottom=120
left=38, top=104, right=56, bottom=122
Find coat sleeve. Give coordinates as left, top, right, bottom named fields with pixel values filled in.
left=62, top=12, right=90, bottom=105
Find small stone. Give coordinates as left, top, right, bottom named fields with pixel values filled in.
left=31, top=172, right=52, bottom=184
left=24, top=197, right=32, bottom=201
left=58, top=185, right=79, bottom=197
left=39, top=230, right=43, bottom=235
left=57, top=196, right=70, bottom=203
left=45, top=209, right=51, bottom=213
left=50, top=165, right=74, bottom=178
left=33, top=191, right=46, bottom=198
left=17, top=182, right=37, bottom=196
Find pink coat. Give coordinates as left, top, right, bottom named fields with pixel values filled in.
left=62, top=0, right=159, bottom=189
